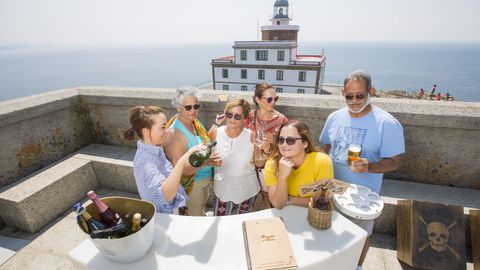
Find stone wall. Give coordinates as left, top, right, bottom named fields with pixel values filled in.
left=0, top=89, right=91, bottom=187
left=0, top=87, right=479, bottom=189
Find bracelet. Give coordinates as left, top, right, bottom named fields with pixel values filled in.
left=286, top=196, right=292, bottom=206
left=213, top=122, right=220, bottom=127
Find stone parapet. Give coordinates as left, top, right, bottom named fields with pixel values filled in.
left=0, top=87, right=479, bottom=189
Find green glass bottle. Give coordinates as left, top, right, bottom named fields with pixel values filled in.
left=90, top=223, right=128, bottom=239
left=189, top=141, right=217, bottom=167
left=131, top=213, right=141, bottom=233
left=73, top=203, right=107, bottom=234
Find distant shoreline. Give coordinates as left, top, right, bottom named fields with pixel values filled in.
left=201, top=82, right=455, bottom=101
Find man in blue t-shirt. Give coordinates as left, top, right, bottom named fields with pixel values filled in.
left=319, top=70, right=405, bottom=270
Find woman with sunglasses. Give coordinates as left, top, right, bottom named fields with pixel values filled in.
left=124, top=105, right=205, bottom=214
left=165, top=87, right=221, bottom=216
left=264, top=120, right=333, bottom=208
left=245, top=83, right=288, bottom=196
left=208, top=98, right=260, bottom=215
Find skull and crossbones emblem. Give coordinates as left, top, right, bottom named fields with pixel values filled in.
left=418, top=216, right=460, bottom=259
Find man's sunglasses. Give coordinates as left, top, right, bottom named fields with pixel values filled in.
left=181, top=104, right=201, bottom=111
left=278, top=136, right=303, bottom=145
left=345, top=94, right=366, bottom=101
left=262, top=96, right=279, bottom=103
left=226, top=112, right=244, bottom=120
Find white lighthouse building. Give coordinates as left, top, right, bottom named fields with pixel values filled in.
left=211, top=0, right=326, bottom=94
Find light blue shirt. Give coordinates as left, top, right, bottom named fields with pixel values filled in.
left=133, top=140, right=188, bottom=213
left=319, top=106, right=405, bottom=193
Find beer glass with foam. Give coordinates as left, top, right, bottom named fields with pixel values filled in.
left=347, top=144, right=362, bottom=168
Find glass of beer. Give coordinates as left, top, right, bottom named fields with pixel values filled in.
left=347, top=144, right=362, bottom=168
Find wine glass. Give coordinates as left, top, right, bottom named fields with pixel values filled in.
left=213, top=145, right=224, bottom=182
left=253, top=125, right=267, bottom=168
left=254, top=124, right=267, bottom=149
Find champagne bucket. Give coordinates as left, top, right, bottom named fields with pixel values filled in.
left=82, top=196, right=156, bottom=263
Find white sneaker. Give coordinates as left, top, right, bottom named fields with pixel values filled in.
left=356, top=266, right=363, bottom=270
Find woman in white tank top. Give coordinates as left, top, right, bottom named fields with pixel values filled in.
left=208, top=98, right=260, bottom=215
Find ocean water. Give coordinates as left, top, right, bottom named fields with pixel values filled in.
left=0, top=42, right=479, bottom=102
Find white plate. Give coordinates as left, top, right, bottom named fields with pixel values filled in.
left=333, top=184, right=383, bottom=220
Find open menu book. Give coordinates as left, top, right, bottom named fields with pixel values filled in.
left=242, top=217, right=297, bottom=270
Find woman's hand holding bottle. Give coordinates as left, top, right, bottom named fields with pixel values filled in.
left=180, top=144, right=205, bottom=168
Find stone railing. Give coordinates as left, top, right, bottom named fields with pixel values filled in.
left=1, top=87, right=479, bottom=190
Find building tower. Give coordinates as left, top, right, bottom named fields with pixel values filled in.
left=211, top=0, right=326, bottom=95
left=261, top=0, right=299, bottom=42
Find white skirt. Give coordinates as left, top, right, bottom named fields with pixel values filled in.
left=214, top=172, right=260, bottom=204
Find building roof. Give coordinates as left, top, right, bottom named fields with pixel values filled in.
left=295, top=55, right=324, bottom=61
left=274, top=0, right=289, bottom=7
left=212, top=56, right=234, bottom=63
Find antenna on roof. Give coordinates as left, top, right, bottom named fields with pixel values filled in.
left=257, top=19, right=260, bottom=41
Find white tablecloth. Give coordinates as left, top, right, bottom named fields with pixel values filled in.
left=69, top=206, right=367, bottom=270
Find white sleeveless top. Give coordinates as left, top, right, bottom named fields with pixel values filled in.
left=214, top=126, right=260, bottom=203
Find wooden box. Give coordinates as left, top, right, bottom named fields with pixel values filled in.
left=471, top=209, right=480, bottom=270
left=397, top=200, right=466, bottom=270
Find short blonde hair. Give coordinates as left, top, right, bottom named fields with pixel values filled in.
left=224, top=98, right=251, bottom=118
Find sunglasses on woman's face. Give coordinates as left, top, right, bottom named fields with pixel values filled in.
left=181, top=104, right=201, bottom=111
left=345, top=93, right=366, bottom=101
left=261, top=96, right=279, bottom=104
left=225, top=112, right=243, bottom=120
left=278, top=136, right=303, bottom=145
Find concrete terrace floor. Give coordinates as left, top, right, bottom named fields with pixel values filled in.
left=0, top=189, right=474, bottom=270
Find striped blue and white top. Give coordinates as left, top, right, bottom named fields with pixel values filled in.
left=133, top=140, right=188, bottom=213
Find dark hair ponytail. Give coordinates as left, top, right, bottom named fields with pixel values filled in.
left=123, top=127, right=136, bottom=141
left=124, top=105, right=164, bottom=140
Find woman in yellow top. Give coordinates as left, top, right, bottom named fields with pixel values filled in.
left=265, top=120, right=333, bottom=208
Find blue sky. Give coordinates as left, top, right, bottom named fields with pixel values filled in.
left=1, top=0, right=479, bottom=46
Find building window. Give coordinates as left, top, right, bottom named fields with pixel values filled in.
left=240, top=50, right=247, bottom=61
left=222, top=69, right=228, bottom=78
left=258, top=69, right=265, bottom=80
left=241, top=69, right=247, bottom=79
left=223, top=84, right=229, bottom=91
left=276, top=88, right=283, bottom=93
left=276, top=70, right=284, bottom=81
left=298, top=71, right=306, bottom=82
left=297, top=89, right=305, bottom=94
left=241, top=85, right=248, bottom=91
left=255, top=50, right=268, bottom=61
left=277, top=50, right=285, bottom=61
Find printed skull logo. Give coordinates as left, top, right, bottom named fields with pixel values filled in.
left=427, top=222, right=448, bottom=252
left=418, top=217, right=460, bottom=260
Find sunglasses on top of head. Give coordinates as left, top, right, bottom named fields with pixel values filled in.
left=344, top=93, right=367, bottom=101
left=181, top=104, right=201, bottom=111
left=225, top=112, right=244, bottom=120
left=278, top=136, right=303, bottom=145
left=261, top=96, right=279, bottom=104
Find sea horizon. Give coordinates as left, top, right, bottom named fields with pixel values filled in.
left=1, top=41, right=479, bottom=102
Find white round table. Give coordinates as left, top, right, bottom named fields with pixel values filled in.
left=69, top=206, right=367, bottom=270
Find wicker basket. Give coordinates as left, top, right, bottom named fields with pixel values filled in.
left=307, top=197, right=333, bottom=230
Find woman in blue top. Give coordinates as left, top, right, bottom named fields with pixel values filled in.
left=165, top=87, right=220, bottom=216
left=124, top=105, right=204, bottom=214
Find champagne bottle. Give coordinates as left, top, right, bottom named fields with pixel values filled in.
left=90, top=223, right=128, bottom=239
left=189, top=141, right=217, bottom=167
left=314, top=186, right=331, bottom=211
left=131, top=213, right=141, bottom=233
left=140, top=217, right=148, bottom=227
left=72, top=203, right=107, bottom=233
left=87, top=191, right=123, bottom=228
